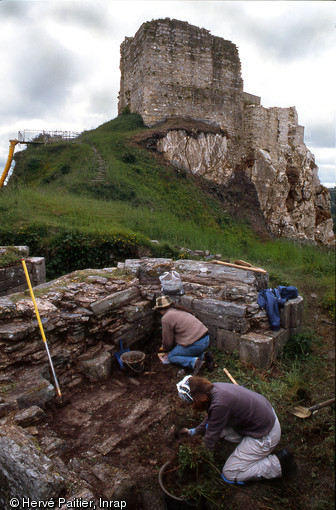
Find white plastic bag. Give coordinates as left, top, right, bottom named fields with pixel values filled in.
left=159, top=271, right=184, bottom=295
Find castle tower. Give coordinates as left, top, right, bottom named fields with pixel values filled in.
left=118, top=18, right=244, bottom=138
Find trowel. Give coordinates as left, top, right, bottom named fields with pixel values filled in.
left=114, top=340, right=129, bottom=370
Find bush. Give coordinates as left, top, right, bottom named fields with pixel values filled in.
left=322, top=292, right=335, bottom=321
left=282, top=330, right=317, bottom=360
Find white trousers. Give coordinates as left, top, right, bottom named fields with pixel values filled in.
left=221, top=414, right=282, bottom=482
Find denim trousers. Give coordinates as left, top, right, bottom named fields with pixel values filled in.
left=168, top=335, right=210, bottom=369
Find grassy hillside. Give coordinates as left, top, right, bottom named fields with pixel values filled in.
left=0, top=112, right=334, bottom=316
left=329, top=186, right=336, bottom=229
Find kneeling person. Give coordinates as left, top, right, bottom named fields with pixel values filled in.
left=177, top=375, right=297, bottom=484
left=154, top=296, right=213, bottom=374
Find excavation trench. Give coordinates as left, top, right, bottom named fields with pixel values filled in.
left=40, top=348, right=189, bottom=506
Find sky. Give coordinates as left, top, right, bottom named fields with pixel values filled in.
left=0, top=0, right=335, bottom=187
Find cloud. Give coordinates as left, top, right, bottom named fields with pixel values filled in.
left=228, top=1, right=334, bottom=62
left=305, top=122, right=335, bottom=150
left=51, top=1, right=111, bottom=32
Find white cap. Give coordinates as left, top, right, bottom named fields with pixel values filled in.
left=176, top=375, right=193, bottom=403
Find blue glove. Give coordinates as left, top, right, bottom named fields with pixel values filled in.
left=188, top=428, right=196, bottom=436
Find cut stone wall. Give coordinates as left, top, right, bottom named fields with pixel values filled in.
left=0, top=258, right=303, bottom=396
left=119, top=18, right=244, bottom=140
left=0, top=246, right=46, bottom=297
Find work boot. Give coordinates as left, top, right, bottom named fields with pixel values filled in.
left=275, top=448, right=298, bottom=476
left=193, top=358, right=205, bottom=375
left=204, top=351, right=214, bottom=371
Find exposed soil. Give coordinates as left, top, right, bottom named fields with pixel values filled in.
left=195, top=170, right=271, bottom=241
left=36, top=308, right=335, bottom=510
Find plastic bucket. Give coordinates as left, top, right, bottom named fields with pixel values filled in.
left=120, top=350, right=146, bottom=375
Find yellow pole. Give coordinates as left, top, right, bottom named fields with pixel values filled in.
left=0, top=140, right=19, bottom=187
left=21, top=259, right=62, bottom=400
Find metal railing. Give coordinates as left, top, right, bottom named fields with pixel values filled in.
left=17, top=130, right=80, bottom=144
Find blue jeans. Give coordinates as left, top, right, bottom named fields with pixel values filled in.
left=168, top=335, right=210, bottom=369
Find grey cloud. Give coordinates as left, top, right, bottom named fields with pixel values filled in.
left=305, top=123, right=335, bottom=149
left=246, top=12, right=333, bottom=62
left=6, top=29, right=84, bottom=117
left=89, top=87, right=118, bottom=116
left=202, top=2, right=334, bottom=63
left=51, top=1, right=112, bottom=33
left=0, top=1, right=28, bottom=19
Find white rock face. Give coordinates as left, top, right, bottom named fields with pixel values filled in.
left=157, top=131, right=234, bottom=185
left=155, top=111, right=334, bottom=246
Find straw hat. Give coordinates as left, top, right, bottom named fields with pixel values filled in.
left=153, top=295, right=173, bottom=310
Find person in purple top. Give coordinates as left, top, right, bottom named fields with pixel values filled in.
left=177, top=375, right=297, bottom=484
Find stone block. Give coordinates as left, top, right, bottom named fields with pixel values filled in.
left=271, top=328, right=289, bottom=359
left=180, top=294, right=195, bottom=310
left=0, top=424, right=66, bottom=502
left=192, top=298, right=246, bottom=318
left=239, top=332, right=274, bottom=369
left=5, top=266, right=26, bottom=286
left=288, top=296, right=304, bottom=328
left=14, top=405, right=46, bottom=427
left=28, top=257, right=46, bottom=286
left=280, top=302, right=291, bottom=329
left=90, top=287, right=140, bottom=315
left=289, top=325, right=303, bottom=338
left=78, top=351, right=112, bottom=381
left=15, top=376, right=56, bottom=409
left=196, top=310, right=249, bottom=334
left=0, top=268, right=6, bottom=281
left=0, top=322, right=36, bottom=342
left=216, top=329, right=240, bottom=354
left=123, top=301, right=153, bottom=322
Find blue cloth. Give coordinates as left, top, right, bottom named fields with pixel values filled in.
left=257, top=286, right=298, bottom=331
left=168, top=334, right=210, bottom=369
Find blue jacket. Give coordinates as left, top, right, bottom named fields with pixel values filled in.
left=257, top=286, right=298, bottom=331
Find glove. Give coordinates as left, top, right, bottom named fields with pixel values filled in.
left=188, top=428, right=196, bottom=436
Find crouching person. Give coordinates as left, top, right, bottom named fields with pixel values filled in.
left=153, top=296, right=214, bottom=374
left=177, top=375, right=297, bottom=484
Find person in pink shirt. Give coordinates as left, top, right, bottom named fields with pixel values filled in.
left=154, top=296, right=214, bottom=374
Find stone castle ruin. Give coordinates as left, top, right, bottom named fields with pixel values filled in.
left=118, top=18, right=334, bottom=245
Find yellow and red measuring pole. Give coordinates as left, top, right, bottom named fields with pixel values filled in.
left=21, top=258, right=62, bottom=401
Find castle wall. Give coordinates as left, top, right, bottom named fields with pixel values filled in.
left=119, top=18, right=244, bottom=138
left=243, top=106, right=306, bottom=159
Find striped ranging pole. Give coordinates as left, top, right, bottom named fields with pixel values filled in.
left=21, top=259, right=62, bottom=401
